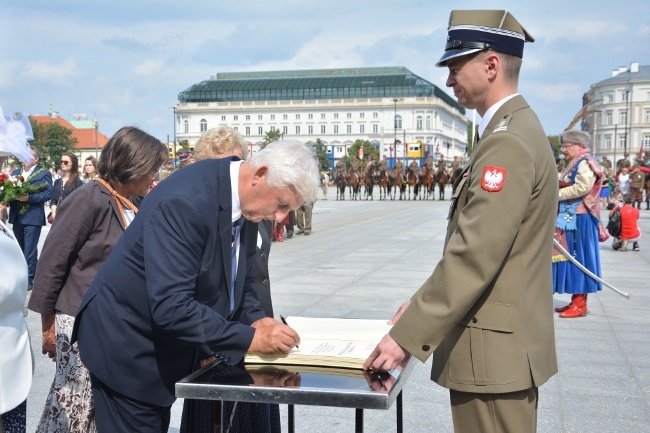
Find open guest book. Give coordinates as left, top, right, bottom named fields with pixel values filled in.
left=245, top=316, right=392, bottom=370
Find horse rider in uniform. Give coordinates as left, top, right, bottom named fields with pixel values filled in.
left=364, top=10, right=558, bottom=433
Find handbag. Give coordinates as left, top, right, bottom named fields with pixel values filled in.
left=598, top=222, right=610, bottom=242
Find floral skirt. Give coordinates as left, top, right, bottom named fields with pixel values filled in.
left=36, top=313, right=97, bottom=433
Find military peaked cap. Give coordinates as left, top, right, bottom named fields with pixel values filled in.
left=436, top=9, right=534, bottom=67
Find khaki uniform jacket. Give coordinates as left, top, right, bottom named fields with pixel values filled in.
left=391, top=95, right=558, bottom=394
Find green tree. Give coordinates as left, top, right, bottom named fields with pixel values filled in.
left=178, top=139, right=191, bottom=151
left=29, top=119, right=78, bottom=170
left=310, top=138, right=331, bottom=171
left=262, top=129, right=282, bottom=147
left=348, top=139, right=379, bottom=162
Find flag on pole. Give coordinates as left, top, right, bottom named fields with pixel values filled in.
left=358, top=145, right=364, bottom=159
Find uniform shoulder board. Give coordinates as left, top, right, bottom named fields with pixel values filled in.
left=492, top=114, right=512, bottom=134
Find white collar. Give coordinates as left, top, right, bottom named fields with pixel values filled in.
left=478, top=93, right=518, bottom=138
left=229, top=160, right=244, bottom=222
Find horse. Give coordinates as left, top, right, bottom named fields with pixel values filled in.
left=334, top=171, right=347, bottom=200
left=406, top=167, right=421, bottom=200
left=377, top=169, right=390, bottom=200
left=436, top=168, right=449, bottom=200
left=348, top=165, right=361, bottom=201
left=420, top=166, right=435, bottom=200
left=390, top=169, right=406, bottom=200
left=363, top=166, right=375, bottom=200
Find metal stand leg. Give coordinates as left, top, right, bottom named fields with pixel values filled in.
left=355, top=408, right=364, bottom=432
left=288, top=404, right=295, bottom=433
left=396, top=391, right=403, bottom=433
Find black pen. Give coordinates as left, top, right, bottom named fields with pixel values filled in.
left=279, top=315, right=299, bottom=349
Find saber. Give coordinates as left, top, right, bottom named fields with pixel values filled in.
left=553, top=238, right=630, bottom=299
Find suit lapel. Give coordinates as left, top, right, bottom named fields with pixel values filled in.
left=217, top=162, right=235, bottom=307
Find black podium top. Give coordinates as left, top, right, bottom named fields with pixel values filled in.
left=176, top=357, right=415, bottom=411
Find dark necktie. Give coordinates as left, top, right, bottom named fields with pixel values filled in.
left=229, top=217, right=244, bottom=315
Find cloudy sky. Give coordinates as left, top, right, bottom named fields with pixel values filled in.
left=2, top=0, right=648, bottom=141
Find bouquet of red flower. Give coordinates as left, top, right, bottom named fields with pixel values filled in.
left=0, top=172, right=47, bottom=213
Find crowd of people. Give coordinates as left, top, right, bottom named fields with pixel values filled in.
left=0, top=8, right=647, bottom=433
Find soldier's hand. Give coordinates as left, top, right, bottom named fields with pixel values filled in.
left=363, top=334, right=409, bottom=372
left=248, top=323, right=300, bottom=355
left=389, top=300, right=411, bottom=324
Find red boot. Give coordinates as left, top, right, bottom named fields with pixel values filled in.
left=559, top=294, right=588, bottom=318
left=555, top=295, right=577, bottom=313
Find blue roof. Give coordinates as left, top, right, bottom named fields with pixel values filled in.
left=595, top=65, right=650, bottom=85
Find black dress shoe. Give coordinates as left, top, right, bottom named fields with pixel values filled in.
left=286, top=233, right=293, bottom=239
left=304, top=232, right=311, bottom=236
left=295, top=230, right=304, bottom=235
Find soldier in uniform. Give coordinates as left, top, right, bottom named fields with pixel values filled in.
left=425, top=156, right=434, bottom=171
left=601, top=155, right=612, bottom=172
left=335, top=159, right=345, bottom=174
left=630, top=163, right=646, bottom=209
left=408, top=159, right=419, bottom=173
left=364, top=10, right=558, bottom=433
left=617, top=153, right=631, bottom=172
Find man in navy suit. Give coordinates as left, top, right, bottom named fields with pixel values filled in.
left=74, top=140, right=320, bottom=432
left=9, top=147, right=53, bottom=289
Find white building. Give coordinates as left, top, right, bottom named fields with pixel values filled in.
left=174, top=67, right=468, bottom=169
left=583, top=62, right=650, bottom=165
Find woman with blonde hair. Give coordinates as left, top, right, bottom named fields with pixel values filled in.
left=82, top=156, right=98, bottom=183
left=195, top=126, right=249, bottom=161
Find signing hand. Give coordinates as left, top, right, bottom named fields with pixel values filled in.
left=248, top=322, right=300, bottom=355
left=363, top=333, right=409, bottom=372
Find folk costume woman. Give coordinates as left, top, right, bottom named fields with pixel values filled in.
left=553, top=130, right=603, bottom=318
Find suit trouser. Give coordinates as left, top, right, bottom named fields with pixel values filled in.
left=12, top=222, right=42, bottom=285
left=296, top=204, right=313, bottom=232
left=90, top=373, right=171, bottom=433
left=450, top=387, right=538, bottom=433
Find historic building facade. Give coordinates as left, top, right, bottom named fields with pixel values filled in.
left=583, top=62, right=650, bottom=165
left=174, top=67, right=468, bottom=168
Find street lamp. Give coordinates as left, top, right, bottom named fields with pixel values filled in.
left=624, top=89, right=632, bottom=157
left=169, top=106, right=177, bottom=165
left=393, top=98, right=399, bottom=167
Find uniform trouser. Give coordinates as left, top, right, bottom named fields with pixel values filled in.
left=297, top=204, right=313, bottom=232
left=450, top=387, right=538, bottom=433
left=12, top=222, right=42, bottom=285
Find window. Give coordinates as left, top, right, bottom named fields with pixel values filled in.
left=258, top=126, right=263, bottom=135
left=233, top=127, right=238, bottom=131
left=308, top=125, right=313, bottom=134
left=258, top=115, right=263, bottom=120
left=604, top=135, right=611, bottom=149
left=644, top=135, right=650, bottom=148
left=321, top=125, right=326, bottom=134
left=270, top=126, right=276, bottom=132
left=426, top=116, right=431, bottom=129
left=233, top=115, right=238, bottom=121
left=221, top=115, right=226, bottom=121
left=283, top=114, right=288, bottom=120
left=621, top=91, right=629, bottom=102
left=183, top=119, right=189, bottom=133
left=346, top=125, right=352, bottom=134
left=334, top=125, right=339, bottom=134
left=645, top=110, right=650, bottom=123
left=373, top=112, right=378, bottom=118
left=270, top=114, right=275, bottom=120
left=360, top=124, right=365, bottom=134
left=283, top=126, right=288, bottom=134
left=360, top=112, right=365, bottom=119
left=416, top=116, right=423, bottom=130
left=321, top=113, right=326, bottom=119
left=372, top=124, right=378, bottom=133
left=394, top=115, right=402, bottom=129
left=606, top=94, right=614, bottom=103
left=245, top=126, right=250, bottom=135
left=245, top=115, right=250, bottom=120
left=605, top=111, right=612, bottom=125
left=334, top=113, right=339, bottom=119
left=347, top=113, right=352, bottom=119
left=295, top=126, right=300, bottom=134
left=296, top=114, right=300, bottom=120
left=620, top=111, right=627, bottom=124
left=618, top=135, right=626, bottom=148
left=308, top=113, right=313, bottom=119
left=200, top=119, right=207, bottom=132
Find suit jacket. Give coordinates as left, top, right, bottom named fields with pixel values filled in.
left=391, top=95, right=559, bottom=394
left=73, top=158, right=266, bottom=406
left=251, top=220, right=274, bottom=318
left=28, top=180, right=136, bottom=317
left=8, top=165, right=53, bottom=226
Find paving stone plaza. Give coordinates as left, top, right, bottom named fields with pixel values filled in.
left=25, top=187, right=650, bottom=432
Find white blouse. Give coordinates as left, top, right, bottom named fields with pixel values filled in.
left=0, top=220, right=33, bottom=414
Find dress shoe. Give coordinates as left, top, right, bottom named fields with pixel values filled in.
left=304, top=232, right=311, bottom=236
left=295, top=230, right=304, bottom=235
left=286, top=233, right=293, bottom=239
left=633, top=242, right=640, bottom=251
